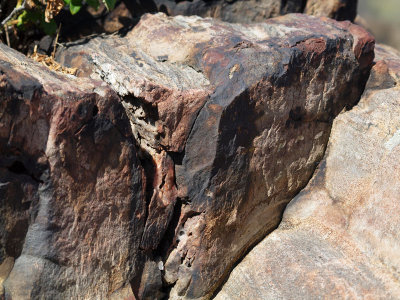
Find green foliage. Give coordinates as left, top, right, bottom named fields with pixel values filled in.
left=16, top=8, right=58, bottom=35
left=63, top=0, right=116, bottom=15
left=85, top=0, right=100, bottom=10
left=67, top=0, right=83, bottom=15
left=102, top=0, right=116, bottom=11
left=7, top=0, right=116, bottom=36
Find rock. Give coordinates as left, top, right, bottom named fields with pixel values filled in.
left=57, top=13, right=373, bottom=299
left=215, top=44, right=400, bottom=299
left=103, top=1, right=136, bottom=33
left=304, top=0, right=358, bottom=21
left=153, top=0, right=358, bottom=22
left=0, top=257, right=14, bottom=298
left=85, top=0, right=357, bottom=37
left=154, top=0, right=287, bottom=23
left=0, top=44, right=147, bottom=299
left=55, top=0, right=358, bottom=52
left=109, top=284, right=136, bottom=300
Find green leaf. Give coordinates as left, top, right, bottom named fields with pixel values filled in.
left=17, top=9, right=41, bottom=28
left=63, top=0, right=71, bottom=4
left=40, top=17, right=57, bottom=35
left=69, top=0, right=82, bottom=14
left=102, top=0, right=115, bottom=11
left=86, top=0, right=99, bottom=10
left=17, top=10, right=28, bottom=27
left=69, top=4, right=81, bottom=14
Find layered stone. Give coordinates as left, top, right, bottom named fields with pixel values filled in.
left=57, top=13, right=373, bottom=299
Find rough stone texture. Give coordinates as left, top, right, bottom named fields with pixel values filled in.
left=0, top=44, right=146, bottom=299
left=153, top=0, right=358, bottom=22
left=154, top=0, right=286, bottom=23
left=70, top=0, right=357, bottom=37
left=215, top=44, right=400, bottom=300
left=57, top=13, right=373, bottom=299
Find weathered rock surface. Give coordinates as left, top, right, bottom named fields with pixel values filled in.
left=0, top=44, right=146, bottom=299
left=216, top=44, right=400, bottom=300
left=57, top=13, right=373, bottom=299
left=154, top=0, right=358, bottom=22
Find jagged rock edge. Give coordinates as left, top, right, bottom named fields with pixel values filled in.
left=207, top=35, right=376, bottom=300
left=60, top=21, right=375, bottom=299
left=91, top=53, right=210, bottom=297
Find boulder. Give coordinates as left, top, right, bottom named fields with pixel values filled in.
left=57, top=13, right=373, bottom=299
left=153, top=0, right=358, bottom=22
left=0, top=44, right=146, bottom=299
left=215, top=44, right=400, bottom=299
left=94, top=0, right=358, bottom=36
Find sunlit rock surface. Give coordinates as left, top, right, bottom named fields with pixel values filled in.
left=216, top=44, right=400, bottom=300
left=57, top=13, right=373, bottom=299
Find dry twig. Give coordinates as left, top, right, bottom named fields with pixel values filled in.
left=1, top=0, right=27, bottom=27
left=30, top=45, right=78, bottom=75
left=51, top=23, right=62, bottom=58
left=4, top=25, right=10, bottom=46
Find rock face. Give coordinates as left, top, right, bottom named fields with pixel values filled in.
left=0, top=44, right=145, bottom=299
left=56, top=13, right=373, bottom=299
left=153, top=0, right=358, bottom=22
left=215, top=44, right=400, bottom=300
left=79, top=0, right=358, bottom=37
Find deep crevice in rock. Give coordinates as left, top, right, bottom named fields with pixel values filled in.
left=120, top=93, right=183, bottom=298
left=138, top=151, right=157, bottom=250
left=7, top=160, right=44, bottom=184
left=155, top=198, right=182, bottom=261
left=167, top=150, right=185, bottom=167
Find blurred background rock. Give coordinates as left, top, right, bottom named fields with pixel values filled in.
left=358, top=0, right=400, bottom=50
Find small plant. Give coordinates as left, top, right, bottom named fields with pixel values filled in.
left=62, top=0, right=116, bottom=15
left=1, top=0, right=116, bottom=36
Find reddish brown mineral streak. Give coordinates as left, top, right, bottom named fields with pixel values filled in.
left=294, top=38, right=327, bottom=55
left=333, top=19, right=376, bottom=68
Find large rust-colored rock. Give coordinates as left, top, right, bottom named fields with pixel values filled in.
left=0, top=44, right=146, bottom=299
left=216, top=45, right=400, bottom=300
left=153, top=0, right=358, bottom=22
left=57, top=13, right=373, bottom=299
